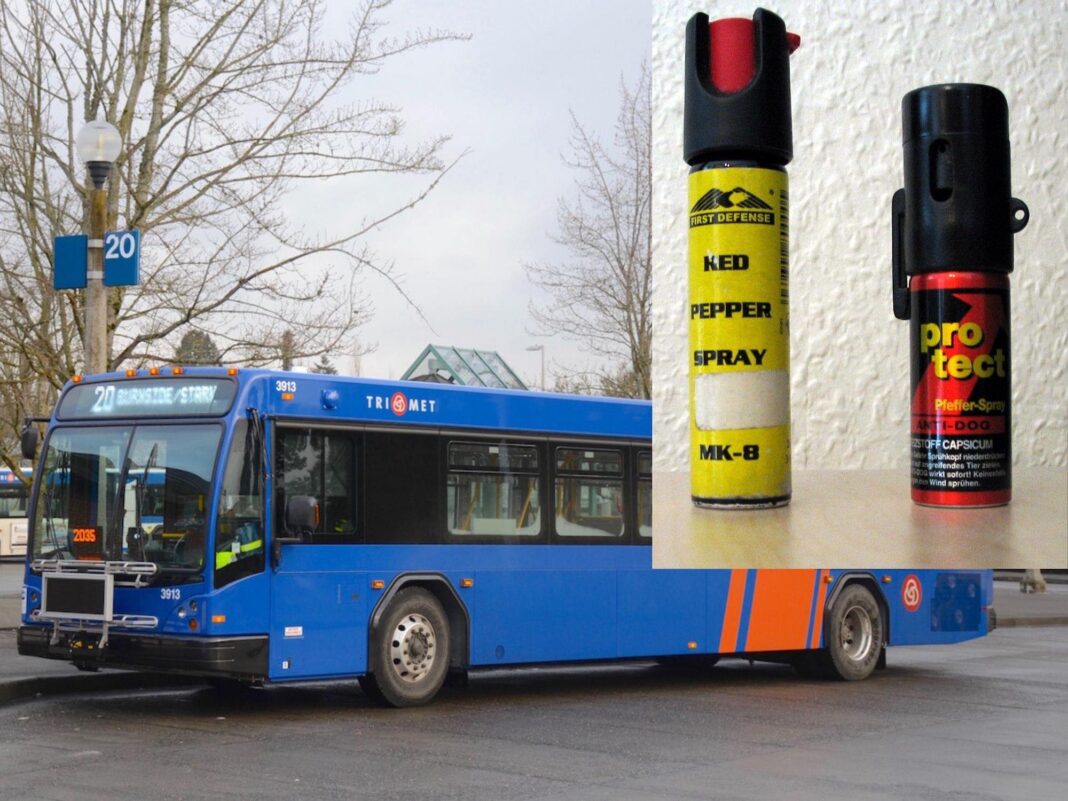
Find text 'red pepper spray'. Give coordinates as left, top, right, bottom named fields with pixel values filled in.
left=892, top=84, right=1029, bottom=507
left=684, top=9, right=799, bottom=508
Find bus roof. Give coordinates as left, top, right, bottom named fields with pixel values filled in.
left=55, top=368, right=652, bottom=441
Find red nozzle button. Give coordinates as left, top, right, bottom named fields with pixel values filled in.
left=709, top=18, right=800, bottom=94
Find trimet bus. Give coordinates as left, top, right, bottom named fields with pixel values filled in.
left=0, top=467, right=31, bottom=559
left=18, top=369, right=994, bottom=706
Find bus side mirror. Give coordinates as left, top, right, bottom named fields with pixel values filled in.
left=20, top=424, right=38, bottom=461
left=285, top=495, right=319, bottom=536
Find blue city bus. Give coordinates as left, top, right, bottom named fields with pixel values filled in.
left=18, top=369, right=994, bottom=706
left=0, top=467, right=32, bottom=558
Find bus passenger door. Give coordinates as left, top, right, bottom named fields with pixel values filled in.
left=268, top=545, right=367, bottom=680
left=267, top=426, right=366, bottom=681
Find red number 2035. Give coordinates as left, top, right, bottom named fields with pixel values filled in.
left=72, top=528, right=97, bottom=543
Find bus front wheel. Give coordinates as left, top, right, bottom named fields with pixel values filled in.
left=361, top=587, right=450, bottom=707
left=824, top=583, right=884, bottom=681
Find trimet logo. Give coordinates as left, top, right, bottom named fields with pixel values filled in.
left=902, top=574, right=923, bottom=612
left=365, top=390, right=438, bottom=417
left=689, top=186, right=775, bottom=228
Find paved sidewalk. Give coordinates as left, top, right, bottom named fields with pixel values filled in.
left=991, top=581, right=1068, bottom=627
left=0, top=574, right=1065, bottom=707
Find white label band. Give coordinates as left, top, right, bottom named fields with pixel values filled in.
left=694, top=370, right=791, bottom=430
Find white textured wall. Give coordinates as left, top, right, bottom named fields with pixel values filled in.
left=652, top=0, right=1068, bottom=472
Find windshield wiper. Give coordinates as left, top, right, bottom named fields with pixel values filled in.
left=40, top=451, right=68, bottom=559
left=131, top=443, right=158, bottom=561
left=248, top=407, right=268, bottom=533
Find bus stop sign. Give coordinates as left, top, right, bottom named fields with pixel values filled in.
left=53, top=234, right=88, bottom=289
left=103, top=229, right=140, bottom=286
left=53, top=230, right=140, bottom=289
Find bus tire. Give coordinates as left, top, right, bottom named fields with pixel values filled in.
left=357, top=674, right=388, bottom=705
left=364, top=587, right=450, bottom=707
left=824, top=583, right=884, bottom=681
left=792, top=652, right=827, bottom=680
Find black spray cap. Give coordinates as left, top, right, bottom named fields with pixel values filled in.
left=684, top=8, right=799, bottom=167
left=892, top=83, right=1029, bottom=320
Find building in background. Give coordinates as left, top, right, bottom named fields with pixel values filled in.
left=402, top=345, right=528, bottom=390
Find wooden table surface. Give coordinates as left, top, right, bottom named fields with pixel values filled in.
left=652, top=467, right=1067, bottom=569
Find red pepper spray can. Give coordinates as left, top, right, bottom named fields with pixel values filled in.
left=892, top=84, right=1029, bottom=507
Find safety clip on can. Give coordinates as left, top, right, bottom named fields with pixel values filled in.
left=892, top=84, right=1029, bottom=507
left=684, top=8, right=799, bottom=508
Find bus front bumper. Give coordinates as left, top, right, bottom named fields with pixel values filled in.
left=17, top=625, right=268, bottom=681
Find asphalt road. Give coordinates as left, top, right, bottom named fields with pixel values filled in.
left=1, top=626, right=1066, bottom=801
left=0, top=562, right=21, bottom=597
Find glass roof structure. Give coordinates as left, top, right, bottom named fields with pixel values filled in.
left=401, top=345, right=528, bottom=390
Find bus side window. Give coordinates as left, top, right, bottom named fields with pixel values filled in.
left=273, top=427, right=356, bottom=544
left=637, top=451, right=651, bottom=539
left=446, top=441, right=540, bottom=538
left=0, top=485, right=28, bottom=518
left=364, top=431, right=439, bottom=544
left=215, top=420, right=264, bottom=587
left=553, top=447, right=625, bottom=539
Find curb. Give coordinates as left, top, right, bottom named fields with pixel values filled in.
left=0, top=671, right=203, bottom=707
left=995, top=617, right=1068, bottom=629
left=994, top=575, right=1068, bottom=586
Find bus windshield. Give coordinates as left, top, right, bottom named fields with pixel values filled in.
left=31, top=424, right=221, bottom=572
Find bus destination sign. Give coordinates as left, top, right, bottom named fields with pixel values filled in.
left=58, top=378, right=236, bottom=419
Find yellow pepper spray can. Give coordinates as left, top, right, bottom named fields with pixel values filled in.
left=684, top=9, right=799, bottom=508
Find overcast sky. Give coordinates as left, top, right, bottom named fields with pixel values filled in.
left=287, top=0, right=650, bottom=387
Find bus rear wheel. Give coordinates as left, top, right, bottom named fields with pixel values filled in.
left=824, top=583, right=884, bottom=681
left=361, top=588, right=450, bottom=707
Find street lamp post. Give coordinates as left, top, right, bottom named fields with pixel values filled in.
left=75, top=119, right=121, bottom=376
left=526, top=344, right=545, bottom=391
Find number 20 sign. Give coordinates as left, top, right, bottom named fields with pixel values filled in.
left=103, top=229, right=140, bottom=287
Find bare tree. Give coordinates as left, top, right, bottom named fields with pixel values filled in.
left=526, top=65, right=651, bottom=399
left=279, top=328, right=297, bottom=371
left=0, top=0, right=464, bottom=458
left=550, top=363, right=645, bottom=399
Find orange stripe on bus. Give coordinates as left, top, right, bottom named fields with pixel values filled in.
left=744, top=569, right=817, bottom=652
left=718, top=569, right=748, bottom=653
left=810, top=569, right=831, bottom=649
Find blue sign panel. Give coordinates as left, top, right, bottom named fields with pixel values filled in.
left=103, top=229, right=140, bottom=286
left=53, top=235, right=88, bottom=290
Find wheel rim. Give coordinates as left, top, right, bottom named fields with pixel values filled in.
left=389, top=612, right=437, bottom=684
left=839, top=604, right=874, bottom=662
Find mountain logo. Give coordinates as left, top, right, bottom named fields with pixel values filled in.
left=691, top=186, right=773, bottom=213
left=689, top=186, right=775, bottom=228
